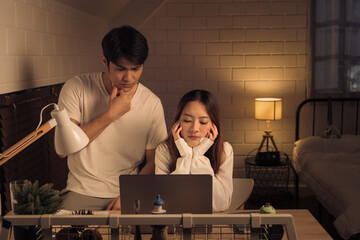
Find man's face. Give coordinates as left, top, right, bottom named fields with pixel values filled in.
left=103, top=57, right=144, bottom=93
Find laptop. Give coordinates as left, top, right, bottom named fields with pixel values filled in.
left=120, top=174, right=213, bottom=233
left=120, top=174, right=212, bottom=214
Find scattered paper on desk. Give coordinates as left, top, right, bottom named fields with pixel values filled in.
left=94, top=211, right=109, bottom=215
left=55, top=209, right=109, bottom=215
left=55, top=209, right=72, bottom=215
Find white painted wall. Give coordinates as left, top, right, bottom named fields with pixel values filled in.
left=0, top=0, right=109, bottom=94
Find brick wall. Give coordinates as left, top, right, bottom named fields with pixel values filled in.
left=139, top=0, right=308, bottom=177
left=0, top=0, right=108, bottom=95
left=0, top=0, right=309, bottom=178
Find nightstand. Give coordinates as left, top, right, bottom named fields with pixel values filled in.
left=245, top=153, right=291, bottom=204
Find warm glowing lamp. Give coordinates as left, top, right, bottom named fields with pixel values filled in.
left=255, top=98, right=282, bottom=155
left=0, top=104, right=89, bottom=215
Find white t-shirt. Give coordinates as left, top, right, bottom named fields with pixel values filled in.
left=58, top=72, right=167, bottom=198
left=155, top=138, right=234, bottom=212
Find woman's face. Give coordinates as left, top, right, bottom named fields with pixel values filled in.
left=179, top=101, right=212, bottom=147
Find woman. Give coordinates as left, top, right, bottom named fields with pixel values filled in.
left=155, top=89, right=233, bottom=212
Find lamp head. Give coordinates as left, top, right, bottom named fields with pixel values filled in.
left=51, top=107, right=89, bottom=155
left=255, top=98, right=282, bottom=121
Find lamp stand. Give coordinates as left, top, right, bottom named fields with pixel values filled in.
left=0, top=119, right=56, bottom=167
left=257, top=120, right=279, bottom=152
left=0, top=119, right=55, bottom=216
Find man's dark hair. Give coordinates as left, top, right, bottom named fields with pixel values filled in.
left=101, top=25, right=148, bottom=67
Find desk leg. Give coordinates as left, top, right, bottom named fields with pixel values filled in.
left=183, top=228, right=191, bottom=240
left=42, top=227, right=52, bottom=240
left=0, top=219, right=11, bottom=240
left=295, top=173, right=299, bottom=208
left=250, top=228, right=261, bottom=240
left=111, top=228, right=119, bottom=240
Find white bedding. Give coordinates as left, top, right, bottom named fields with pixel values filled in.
left=293, top=135, right=360, bottom=239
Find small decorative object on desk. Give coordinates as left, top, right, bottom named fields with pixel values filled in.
left=259, top=202, right=276, bottom=214
left=10, top=180, right=61, bottom=215
left=10, top=179, right=61, bottom=240
left=71, top=209, right=94, bottom=215
left=151, top=194, right=167, bottom=240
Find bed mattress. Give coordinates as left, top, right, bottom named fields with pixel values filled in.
left=293, top=135, right=360, bottom=239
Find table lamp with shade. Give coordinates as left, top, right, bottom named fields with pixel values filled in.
left=0, top=103, right=89, bottom=215
left=255, top=98, right=282, bottom=164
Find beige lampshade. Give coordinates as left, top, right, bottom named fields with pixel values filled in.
left=255, top=98, right=282, bottom=120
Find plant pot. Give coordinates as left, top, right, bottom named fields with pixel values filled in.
left=13, top=226, right=42, bottom=240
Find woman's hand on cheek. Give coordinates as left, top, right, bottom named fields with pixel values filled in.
left=171, top=121, right=183, bottom=141
left=207, top=124, right=218, bottom=142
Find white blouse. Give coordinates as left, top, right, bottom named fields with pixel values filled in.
left=155, top=138, right=234, bottom=212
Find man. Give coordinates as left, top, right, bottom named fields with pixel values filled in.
left=57, top=25, right=167, bottom=210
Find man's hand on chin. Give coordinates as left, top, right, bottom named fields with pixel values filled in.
left=106, top=196, right=121, bottom=210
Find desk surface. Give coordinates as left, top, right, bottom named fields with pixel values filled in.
left=286, top=209, right=332, bottom=240
left=239, top=209, right=332, bottom=240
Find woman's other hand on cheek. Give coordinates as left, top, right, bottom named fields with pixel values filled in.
left=171, top=121, right=182, bottom=141
left=207, top=124, right=218, bottom=142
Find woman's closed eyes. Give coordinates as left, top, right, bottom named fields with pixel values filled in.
left=182, top=119, right=209, bottom=125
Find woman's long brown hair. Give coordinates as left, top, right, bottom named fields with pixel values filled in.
left=165, top=90, right=224, bottom=174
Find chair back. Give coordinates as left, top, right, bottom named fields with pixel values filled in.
left=228, top=178, right=254, bottom=210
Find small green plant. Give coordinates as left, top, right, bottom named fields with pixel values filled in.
left=13, top=180, right=61, bottom=215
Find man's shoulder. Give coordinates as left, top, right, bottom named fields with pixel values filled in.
left=64, top=72, right=102, bottom=90
left=68, top=72, right=102, bottom=83
left=138, top=83, right=161, bottom=102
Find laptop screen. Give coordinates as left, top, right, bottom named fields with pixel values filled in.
left=120, top=175, right=212, bottom=214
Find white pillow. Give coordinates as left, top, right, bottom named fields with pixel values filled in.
left=294, top=135, right=360, bottom=154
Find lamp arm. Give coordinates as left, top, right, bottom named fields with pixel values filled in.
left=0, top=118, right=57, bottom=167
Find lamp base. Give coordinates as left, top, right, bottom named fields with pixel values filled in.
left=258, top=130, right=279, bottom=152
left=256, top=151, right=280, bottom=166
left=256, top=128, right=281, bottom=165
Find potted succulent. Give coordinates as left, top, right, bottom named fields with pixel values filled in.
left=11, top=179, right=62, bottom=240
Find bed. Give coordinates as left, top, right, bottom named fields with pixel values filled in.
left=293, top=98, right=360, bottom=239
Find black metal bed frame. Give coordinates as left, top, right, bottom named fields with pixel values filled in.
left=294, top=97, right=360, bottom=202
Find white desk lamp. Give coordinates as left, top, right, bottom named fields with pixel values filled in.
left=0, top=103, right=89, bottom=215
